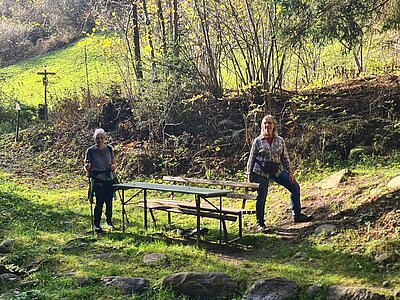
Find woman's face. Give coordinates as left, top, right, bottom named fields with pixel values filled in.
left=261, top=116, right=275, bottom=137
left=96, top=133, right=106, bottom=148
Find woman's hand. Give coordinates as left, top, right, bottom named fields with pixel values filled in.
left=288, top=169, right=296, bottom=184
left=84, top=162, right=91, bottom=177
left=247, top=173, right=254, bottom=183
left=110, top=160, right=116, bottom=171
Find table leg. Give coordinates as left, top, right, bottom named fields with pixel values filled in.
left=122, top=190, right=125, bottom=233
left=144, top=189, right=148, bottom=230
left=196, top=194, right=200, bottom=247
left=219, top=196, right=222, bottom=244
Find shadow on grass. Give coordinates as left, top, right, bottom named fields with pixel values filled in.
left=1, top=180, right=397, bottom=291
left=0, top=190, right=80, bottom=235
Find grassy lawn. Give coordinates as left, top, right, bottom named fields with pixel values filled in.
left=0, top=162, right=399, bottom=299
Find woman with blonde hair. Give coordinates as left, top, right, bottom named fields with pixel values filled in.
left=246, top=115, right=312, bottom=232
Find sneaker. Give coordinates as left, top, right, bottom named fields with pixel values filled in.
left=294, top=213, right=313, bottom=223
left=257, top=224, right=271, bottom=233
left=106, top=222, right=114, bottom=230
left=94, top=225, right=103, bottom=233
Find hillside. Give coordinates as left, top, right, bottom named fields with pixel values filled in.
left=1, top=74, right=399, bottom=178
left=0, top=36, right=119, bottom=107
left=0, top=75, right=399, bottom=299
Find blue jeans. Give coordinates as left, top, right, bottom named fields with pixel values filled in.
left=253, top=172, right=301, bottom=226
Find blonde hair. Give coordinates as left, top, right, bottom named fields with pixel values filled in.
left=261, top=115, right=278, bottom=136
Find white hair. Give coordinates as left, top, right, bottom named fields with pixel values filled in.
left=93, top=128, right=106, bottom=141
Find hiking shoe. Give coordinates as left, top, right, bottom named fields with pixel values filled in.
left=106, top=222, right=114, bottom=230
left=94, top=225, right=103, bottom=233
left=294, top=213, right=313, bottom=223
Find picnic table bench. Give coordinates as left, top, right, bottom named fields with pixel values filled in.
left=138, top=176, right=259, bottom=241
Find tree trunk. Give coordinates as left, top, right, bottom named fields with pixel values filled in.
left=173, top=0, right=178, bottom=54
left=132, top=2, right=143, bottom=81
left=193, top=0, right=222, bottom=97
left=157, top=0, right=167, bottom=53
left=142, top=0, right=157, bottom=81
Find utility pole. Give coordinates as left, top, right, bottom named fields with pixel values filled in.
left=37, top=66, right=56, bottom=121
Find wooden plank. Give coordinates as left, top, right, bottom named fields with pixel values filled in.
left=162, top=176, right=259, bottom=190
left=113, top=181, right=230, bottom=197
left=140, top=199, right=245, bottom=214
left=138, top=202, right=238, bottom=222
left=226, top=192, right=257, bottom=200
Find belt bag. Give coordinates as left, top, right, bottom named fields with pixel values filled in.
left=91, top=169, right=117, bottom=183
left=255, top=159, right=280, bottom=175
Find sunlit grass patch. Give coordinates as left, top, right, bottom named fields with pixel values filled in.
left=0, top=165, right=399, bottom=299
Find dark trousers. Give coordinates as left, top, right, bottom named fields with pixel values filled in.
left=93, top=179, right=114, bottom=227
left=253, top=172, right=301, bottom=226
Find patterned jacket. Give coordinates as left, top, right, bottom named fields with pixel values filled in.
left=246, top=134, right=291, bottom=178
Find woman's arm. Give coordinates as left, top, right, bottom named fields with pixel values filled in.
left=84, top=149, right=91, bottom=177
left=246, top=139, right=258, bottom=183
left=281, top=140, right=296, bottom=183
left=110, top=159, right=116, bottom=171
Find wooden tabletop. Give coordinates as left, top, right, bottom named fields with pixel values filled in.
left=113, top=182, right=231, bottom=197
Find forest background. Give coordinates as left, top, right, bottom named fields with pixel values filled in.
left=0, top=1, right=399, bottom=299
left=0, top=0, right=399, bottom=177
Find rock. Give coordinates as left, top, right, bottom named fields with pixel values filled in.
left=19, top=279, right=40, bottom=288
left=0, top=264, right=12, bottom=275
left=382, top=281, right=390, bottom=288
left=176, top=227, right=209, bottom=237
left=0, top=273, right=21, bottom=283
left=387, top=176, right=400, bottom=190
left=316, top=169, right=350, bottom=189
left=374, top=252, right=390, bottom=263
left=77, top=277, right=98, bottom=286
left=349, top=146, right=373, bottom=159
left=369, top=188, right=379, bottom=196
left=93, top=252, right=112, bottom=259
left=292, top=252, right=305, bottom=259
left=305, top=284, right=323, bottom=299
left=143, top=253, right=166, bottom=265
left=62, top=237, right=93, bottom=253
left=103, top=276, right=148, bottom=295
left=25, top=260, right=46, bottom=274
left=243, top=277, right=299, bottom=300
left=326, top=286, right=385, bottom=300
left=0, top=239, right=15, bottom=253
left=162, top=272, right=237, bottom=300
left=314, top=224, right=338, bottom=235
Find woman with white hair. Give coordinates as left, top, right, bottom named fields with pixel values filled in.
left=246, top=115, right=312, bottom=233
left=84, top=128, right=116, bottom=233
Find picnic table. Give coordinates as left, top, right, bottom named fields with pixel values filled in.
left=113, top=181, right=231, bottom=246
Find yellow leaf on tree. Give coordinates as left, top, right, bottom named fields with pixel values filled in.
left=276, top=5, right=282, bottom=17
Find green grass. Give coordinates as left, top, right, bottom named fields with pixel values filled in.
left=0, top=162, right=399, bottom=299
left=2, top=29, right=399, bottom=111
left=0, top=35, right=121, bottom=107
